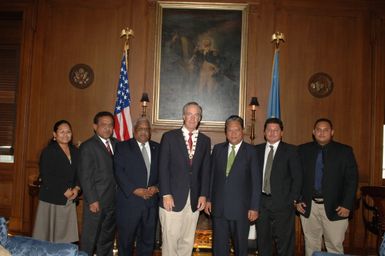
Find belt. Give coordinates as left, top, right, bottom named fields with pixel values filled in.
left=312, top=197, right=324, bottom=204
left=262, top=192, right=271, bottom=197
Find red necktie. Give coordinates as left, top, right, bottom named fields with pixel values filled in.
left=105, top=140, right=112, bottom=155
left=188, top=132, right=193, bottom=150
left=188, top=132, right=193, bottom=165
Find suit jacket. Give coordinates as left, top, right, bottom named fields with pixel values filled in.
left=114, top=138, right=160, bottom=209
left=255, top=141, right=302, bottom=209
left=159, top=129, right=211, bottom=212
left=298, top=141, right=358, bottom=220
left=39, top=141, right=79, bottom=205
left=209, top=141, right=261, bottom=220
left=78, top=134, right=117, bottom=208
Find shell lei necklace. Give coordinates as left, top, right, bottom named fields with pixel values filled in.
left=186, top=137, right=197, bottom=160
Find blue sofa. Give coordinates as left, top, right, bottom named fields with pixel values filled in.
left=312, top=252, right=352, bottom=256
left=312, top=236, right=385, bottom=256
left=0, top=217, right=87, bottom=256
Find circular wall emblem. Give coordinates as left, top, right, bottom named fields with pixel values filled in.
left=69, top=64, right=94, bottom=89
left=308, top=72, right=333, bottom=98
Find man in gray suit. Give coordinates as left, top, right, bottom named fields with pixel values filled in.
left=255, top=118, right=302, bottom=256
left=78, top=111, right=117, bottom=256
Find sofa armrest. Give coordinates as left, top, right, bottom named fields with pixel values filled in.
left=6, top=236, right=80, bottom=256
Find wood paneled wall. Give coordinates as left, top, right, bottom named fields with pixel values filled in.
left=0, top=0, right=384, bottom=252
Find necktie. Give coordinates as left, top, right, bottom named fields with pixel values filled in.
left=105, top=140, right=112, bottom=155
left=314, top=149, right=324, bottom=192
left=263, top=145, right=274, bottom=194
left=188, top=132, right=193, bottom=150
left=226, top=145, right=236, bottom=176
left=141, top=143, right=151, bottom=184
left=188, top=132, right=193, bottom=165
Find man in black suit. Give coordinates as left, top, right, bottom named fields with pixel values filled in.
left=114, top=117, right=160, bottom=256
left=256, top=118, right=302, bottom=256
left=296, top=118, right=358, bottom=255
left=158, top=101, right=211, bottom=256
left=78, top=111, right=117, bottom=256
left=205, top=115, right=260, bottom=256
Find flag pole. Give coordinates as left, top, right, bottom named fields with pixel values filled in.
left=113, top=28, right=134, bottom=142
left=266, top=32, right=285, bottom=119
left=120, top=28, right=135, bottom=70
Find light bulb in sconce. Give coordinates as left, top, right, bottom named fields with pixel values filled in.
left=249, top=97, right=259, bottom=110
left=140, top=92, right=150, bottom=117
left=249, top=97, right=259, bottom=144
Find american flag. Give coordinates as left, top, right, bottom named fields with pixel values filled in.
left=113, top=54, right=133, bottom=141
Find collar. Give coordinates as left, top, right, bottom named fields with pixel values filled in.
left=266, top=140, right=280, bottom=149
left=229, top=141, right=243, bottom=151
left=137, top=140, right=149, bottom=148
left=98, top=136, right=110, bottom=145
left=181, top=126, right=198, bottom=136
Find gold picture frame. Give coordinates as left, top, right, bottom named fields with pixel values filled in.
left=153, top=1, right=249, bottom=129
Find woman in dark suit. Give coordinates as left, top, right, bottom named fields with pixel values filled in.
left=32, top=120, right=80, bottom=243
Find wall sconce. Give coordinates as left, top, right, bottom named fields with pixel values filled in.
left=140, top=92, right=150, bottom=117
left=249, top=97, right=259, bottom=145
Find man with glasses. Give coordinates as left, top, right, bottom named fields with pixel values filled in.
left=78, top=111, right=117, bottom=256
left=114, top=117, right=160, bottom=256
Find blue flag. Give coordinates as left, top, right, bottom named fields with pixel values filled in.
left=267, top=49, right=281, bottom=119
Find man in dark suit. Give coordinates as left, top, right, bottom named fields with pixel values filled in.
left=256, top=117, right=302, bottom=256
left=296, top=118, right=358, bottom=256
left=114, top=117, right=160, bottom=256
left=78, top=111, right=117, bottom=256
left=205, top=115, right=260, bottom=256
left=158, top=101, right=211, bottom=256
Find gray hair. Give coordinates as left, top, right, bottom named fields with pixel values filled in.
left=134, top=117, right=151, bottom=130
left=182, top=101, right=202, bottom=118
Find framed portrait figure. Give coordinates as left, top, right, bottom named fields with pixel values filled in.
left=153, top=1, right=249, bottom=129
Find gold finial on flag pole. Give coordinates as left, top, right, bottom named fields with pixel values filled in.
left=271, top=32, right=285, bottom=49
left=120, top=28, right=134, bottom=53
left=120, top=27, right=134, bottom=71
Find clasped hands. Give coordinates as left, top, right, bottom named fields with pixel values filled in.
left=64, top=186, right=80, bottom=200
left=134, top=186, right=159, bottom=200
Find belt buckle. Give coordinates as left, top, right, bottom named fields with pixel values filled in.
left=312, top=197, right=324, bottom=204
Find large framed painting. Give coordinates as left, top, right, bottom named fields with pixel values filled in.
left=153, top=1, right=249, bottom=129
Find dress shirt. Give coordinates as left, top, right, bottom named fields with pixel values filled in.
left=228, top=141, right=242, bottom=156
left=99, top=136, right=114, bottom=154
left=262, top=141, right=280, bottom=193
left=136, top=140, right=151, bottom=164
left=181, top=126, right=199, bottom=157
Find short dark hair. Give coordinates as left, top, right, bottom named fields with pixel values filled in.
left=93, top=111, right=114, bottom=125
left=225, top=115, right=244, bottom=132
left=264, top=117, right=283, bottom=131
left=314, top=118, right=333, bottom=129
